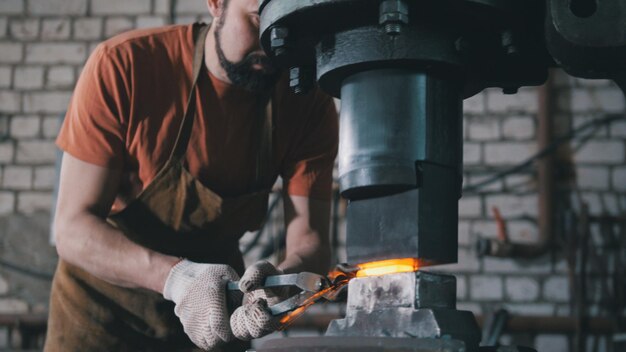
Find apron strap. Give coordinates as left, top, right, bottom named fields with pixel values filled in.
left=254, top=99, right=274, bottom=190
left=168, top=23, right=210, bottom=162
left=169, top=22, right=275, bottom=190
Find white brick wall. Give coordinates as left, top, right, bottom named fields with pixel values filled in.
left=0, top=43, right=23, bottom=63
left=105, top=17, right=135, bottom=37
left=459, top=196, right=482, bottom=218
left=33, top=165, right=55, bottom=190
left=611, top=120, right=626, bottom=137
left=0, top=17, right=8, bottom=38
left=463, top=143, right=481, bottom=165
left=176, top=0, right=208, bottom=13
left=0, top=143, right=14, bottom=163
left=0, top=90, right=22, bottom=113
left=0, top=0, right=24, bottom=15
left=41, top=115, right=61, bottom=138
left=463, top=92, right=485, bottom=114
left=28, top=0, right=87, bottom=16
left=16, top=140, right=57, bottom=163
left=484, top=142, right=537, bottom=165
left=501, top=116, right=535, bottom=140
left=41, top=19, right=71, bottom=40
left=154, top=0, right=171, bottom=15
left=613, top=166, right=626, bottom=191
left=575, top=140, right=625, bottom=164
left=576, top=166, right=610, bottom=190
left=0, top=4, right=620, bottom=349
left=47, top=66, right=75, bottom=88
left=25, top=43, right=86, bottom=64
left=10, top=115, right=40, bottom=138
left=9, top=19, right=39, bottom=40
left=485, top=194, right=538, bottom=218
left=23, top=92, right=71, bottom=113
left=543, top=276, right=570, bottom=302
left=535, top=334, right=569, bottom=352
left=92, top=0, right=152, bottom=15
left=0, top=191, right=14, bottom=215
left=470, top=276, right=503, bottom=301
left=73, top=18, right=103, bottom=40
left=468, top=119, right=500, bottom=141
left=137, top=16, right=167, bottom=29
left=482, top=257, right=551, bottom=274
left=2, top=165, right=32, bottom=190
left=0, top=276, right=8, bottom=295
left=14, top=66, right=44, bottom=90
left=0, top=298, right=28, bottom=314
left=17, top=191, right=52, bottom=214
left=505, top=277, right=540, bottom=302
left=0, top=66, right=10, bottom=88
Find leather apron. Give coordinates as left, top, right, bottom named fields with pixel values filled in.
left=45, top=23, right=275, bottom=352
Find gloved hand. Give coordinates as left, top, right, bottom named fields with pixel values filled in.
left=230, top=261, right=288, bottom=340
left=163, top=259, right=240, bottom=351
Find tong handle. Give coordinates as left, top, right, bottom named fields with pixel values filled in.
left=227, top=272, right=326, bottom=292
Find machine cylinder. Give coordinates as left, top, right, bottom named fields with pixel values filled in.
left=338, top=69, right=463, bottom=199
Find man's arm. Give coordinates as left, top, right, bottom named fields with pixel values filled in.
left=54, top=152, right=179, bottom=293
left=277, top=194, right=331, bottom=275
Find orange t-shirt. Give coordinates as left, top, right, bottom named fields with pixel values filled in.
left=57, top=24, right=338, bottom=213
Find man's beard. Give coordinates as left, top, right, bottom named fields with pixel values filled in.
left=214, top=24, right=280, bottom=93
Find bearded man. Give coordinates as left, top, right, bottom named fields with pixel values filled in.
left=44, top=0, right=337, bottom=350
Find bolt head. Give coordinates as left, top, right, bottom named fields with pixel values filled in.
left=380, top=0, right=409, bottom=15
left=455, top=37, right=470, bottom=53
left=379, top=0, right=409, bottom=26
left=270, top=27, right=289, bottom=49
left=379, top=12, right=409, bottom=25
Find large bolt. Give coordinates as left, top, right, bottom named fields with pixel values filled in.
left=501, top=30, right=519, bottom=56
left=289, top=67, right=313, bottom=95
left=455, top=37, right=471, bottom=55
left=270, top=26, right=289, bottom=57
left=379, top=0, right=409, bottom=36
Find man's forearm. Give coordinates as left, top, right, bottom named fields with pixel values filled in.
left=55, top=211, right=179, bottom=293
left=279, top=194, right=332, bottom=275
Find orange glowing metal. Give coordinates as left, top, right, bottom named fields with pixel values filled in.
left=277, top=258, right=422, bottom=330
left=355, top=258, right=420, bottom=277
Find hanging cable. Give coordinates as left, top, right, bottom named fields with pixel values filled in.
left=463, top=113, right=625, bottom=193
left=0, top=259, right=53, bottom=281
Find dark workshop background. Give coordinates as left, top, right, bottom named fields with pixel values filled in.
left=0, top=0, right=625, bottom=351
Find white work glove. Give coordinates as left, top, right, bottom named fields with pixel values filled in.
left=163, top=259, right=240, bottom=351
left=230, top=261, right=288, bottom=340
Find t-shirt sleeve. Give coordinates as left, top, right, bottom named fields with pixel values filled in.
left=56, top=44, right=129, bottom=169
left=281, top=89, right=339, bottom=201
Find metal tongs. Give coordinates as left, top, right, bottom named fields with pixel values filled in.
left=227, top=272, right=332, bottom=316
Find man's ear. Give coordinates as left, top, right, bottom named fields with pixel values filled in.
left=207, top=0, right=223, bottom=18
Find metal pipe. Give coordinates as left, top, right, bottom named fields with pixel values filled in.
left=477, top=71, right=555, bottom=258
left=576, top=202, right=590, bottom=352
